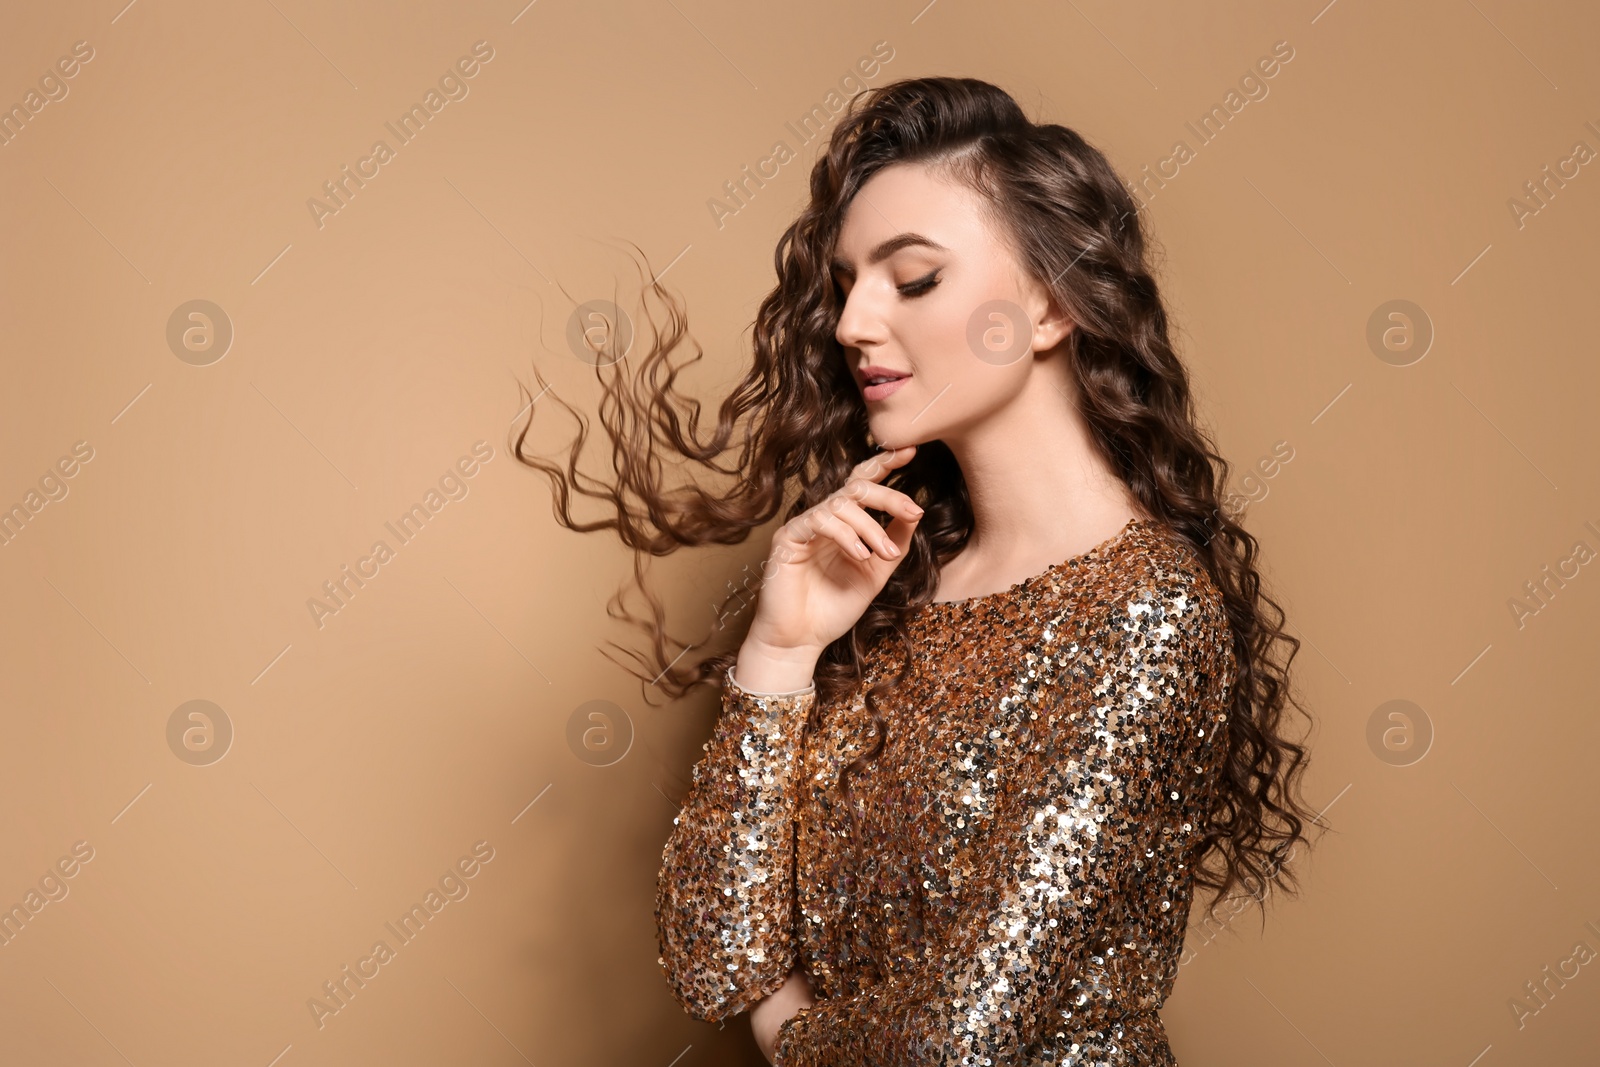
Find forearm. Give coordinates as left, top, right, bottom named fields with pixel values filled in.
left=655, top=658, right=813, bottom=1019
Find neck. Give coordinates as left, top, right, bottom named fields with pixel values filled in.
left=940, top=355, right=1143, bottom=567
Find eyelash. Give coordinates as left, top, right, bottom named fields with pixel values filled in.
left=835, top=269, right=942, bottom=299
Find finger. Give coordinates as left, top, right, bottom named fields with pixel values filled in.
left=835, top=478, right=924, bottom=524
left=805, top=509, right=876, bottom=561
left=852, top=444, right=916, bottom=483
left=882, top=501, right=924, bottom=557
left=855, top=444, right=914, bottom=483
left=822, top=496, right=902, bottom=560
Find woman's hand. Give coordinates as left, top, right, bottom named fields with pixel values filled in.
left=741, top=445, right=924, bottom=665
left=750, top=968, right=816, bottom=1064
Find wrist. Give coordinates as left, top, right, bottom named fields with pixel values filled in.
left=734, top=639, right=822, bottom=695
left=773, top=1007, right=808, bottom=1065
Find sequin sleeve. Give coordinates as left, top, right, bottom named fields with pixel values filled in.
left=773, top=578, right=1229, bottom=1066
left=654, top=665, right=812, bottom=1022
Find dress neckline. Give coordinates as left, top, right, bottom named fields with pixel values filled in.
left=920, top=517, right=1154, bottom=612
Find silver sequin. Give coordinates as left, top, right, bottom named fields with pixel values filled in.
left=656, top=519, right=1236, bottom=1065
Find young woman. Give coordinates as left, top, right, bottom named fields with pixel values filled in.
left=515, top=76, right=1315, bottom=1065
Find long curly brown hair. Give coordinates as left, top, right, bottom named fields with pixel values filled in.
left=512, top=76, right=1317, bottom=922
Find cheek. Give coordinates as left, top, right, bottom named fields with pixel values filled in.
left=903, top=299, right=994, bottom=379
left=952, top=365, right=1028, bottom=415
left=919, top=302, right=1029, bottom=389
left=876, top=292, right=1031, bottom=435
left=902, top=356, right=1027, bottom=434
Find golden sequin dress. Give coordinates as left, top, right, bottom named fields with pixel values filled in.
left=655, top=518, right=1237, bottom=1065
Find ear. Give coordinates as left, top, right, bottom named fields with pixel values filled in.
left=1033, top=293, right=1075, bottom=353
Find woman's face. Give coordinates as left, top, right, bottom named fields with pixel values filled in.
left=831, top=160, right=1072, bottom=450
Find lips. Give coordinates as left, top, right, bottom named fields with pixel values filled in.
left=859, top=365, right=911, bottom=402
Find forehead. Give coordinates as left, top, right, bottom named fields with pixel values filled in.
left=832, top=161, right=992, bottom=265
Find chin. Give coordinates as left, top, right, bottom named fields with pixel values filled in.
left=867, top=419, right=906, bottom=445
left=872, top=429, right=932, bottom=451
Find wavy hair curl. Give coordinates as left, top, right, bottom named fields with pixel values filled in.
left=512, top=76, right=1318, bottom=921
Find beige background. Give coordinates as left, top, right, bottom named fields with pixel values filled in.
left=2, top=0, right=1597, bottom=1063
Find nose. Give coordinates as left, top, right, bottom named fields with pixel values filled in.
left=834, top=283, right=888, bottom=354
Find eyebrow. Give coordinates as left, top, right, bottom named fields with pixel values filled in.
left=829, top=232, right=949, bottom=277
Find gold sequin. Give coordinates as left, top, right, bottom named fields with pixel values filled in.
left=655, top=518, right=1237, bottom=1065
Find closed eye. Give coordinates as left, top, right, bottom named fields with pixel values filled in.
left=898, top=269, right=941, bottom=297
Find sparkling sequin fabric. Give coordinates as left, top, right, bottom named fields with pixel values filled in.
left=655, top=518, right=1236, bottom=1065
